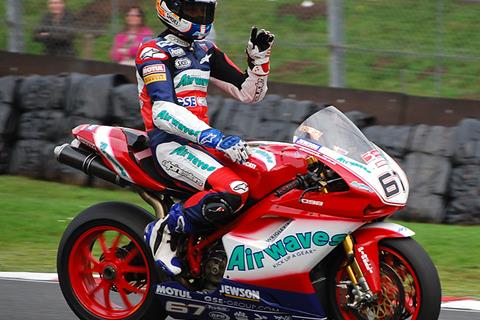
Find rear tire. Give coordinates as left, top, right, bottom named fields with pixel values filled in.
left=327, top=237, right=441, bottom=320
left=57, top=202, right=164, bottom=320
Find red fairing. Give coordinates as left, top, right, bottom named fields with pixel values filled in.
left=72, top=125, right=166, bottom=191
left=351, top=225, right=414, bottom=294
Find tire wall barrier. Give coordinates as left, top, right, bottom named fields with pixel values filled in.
left=0, top=74, right=478, bottom=225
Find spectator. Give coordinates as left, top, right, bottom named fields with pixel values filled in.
left=110, top=6, right=154, bottom=66
left=33, top=0, right=76, bottom=57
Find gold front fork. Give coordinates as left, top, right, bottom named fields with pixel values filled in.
left=342, top=235, right=375, bottom=307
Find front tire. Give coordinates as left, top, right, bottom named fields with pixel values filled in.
left=327, top=237, right=441, bottom=320
left=57, top=202, right=164, bottom=320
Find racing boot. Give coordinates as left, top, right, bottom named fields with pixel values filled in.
left=144, top=203, right=186, bottom=276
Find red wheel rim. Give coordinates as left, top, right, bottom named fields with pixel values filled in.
left=335, top=245, right=421, bottom=320
left=381, top=246, right=421, bottom=320
left=68, top=226, right=151, bottom=319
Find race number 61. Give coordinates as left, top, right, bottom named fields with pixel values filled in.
left=378, top=172, right=401, bottom=197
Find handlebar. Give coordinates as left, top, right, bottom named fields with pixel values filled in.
left=274, top=156, right=327, bottom=197
left=274, top=178, right=303, bottom=197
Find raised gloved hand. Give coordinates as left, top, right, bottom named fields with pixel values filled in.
left=198, top=128, right=249, bottom=164
left=246, top=26, right=275, bottom=76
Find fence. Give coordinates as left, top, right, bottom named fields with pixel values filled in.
left=2, top=0, right=480, bottom=99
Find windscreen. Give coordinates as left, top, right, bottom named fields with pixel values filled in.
left=293, top=106, right=376, bottom=163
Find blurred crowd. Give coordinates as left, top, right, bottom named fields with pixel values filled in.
left=32, top=0, right=216, bottom=66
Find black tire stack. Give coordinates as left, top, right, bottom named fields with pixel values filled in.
left=210, top=94, right=319, bottom=142
left=0, top=76, right=21, bottom=173
left=362, top=121, right=480, bottom=224
left=0, top=73, right=478, bottom=225
left=399, top=125, right=455, bottom=222
left=2, top=73, right=129, bottom=185
left=446, top=119, right=480, bottom=224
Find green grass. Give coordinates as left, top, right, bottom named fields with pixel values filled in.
left=0, top=175, right=151, bottom=272
left=0, top=175, right=478, bottom=298
left=2, top=1, right=480, bottom=98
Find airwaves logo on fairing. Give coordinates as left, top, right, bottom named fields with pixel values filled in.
left=227, top=231, right=347, bottom=271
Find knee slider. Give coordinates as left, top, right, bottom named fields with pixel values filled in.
left=202, top=195, right=241, bottom=226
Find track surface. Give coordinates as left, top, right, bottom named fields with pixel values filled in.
left=0, top=279, right=477, bottom=320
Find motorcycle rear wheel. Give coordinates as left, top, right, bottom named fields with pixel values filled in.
left=57, top=202, right=164, bottom=320
left=327, top=237, right=441, bottom=320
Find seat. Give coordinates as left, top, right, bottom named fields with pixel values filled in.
left=121, top=128, right=150, bottom=152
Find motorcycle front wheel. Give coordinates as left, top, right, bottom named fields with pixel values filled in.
left=327, top=237, right=441, bottom=320
left=57, top=202, right=164, bottom=320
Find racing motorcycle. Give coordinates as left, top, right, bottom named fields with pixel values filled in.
left=55, top=106, right=441, bottom=320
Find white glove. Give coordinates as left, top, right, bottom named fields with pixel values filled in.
left=246, top=26, right=275, bottom=76
left=198, top=129, right=250, bottom=164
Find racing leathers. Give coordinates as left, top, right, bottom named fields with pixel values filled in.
left=138, top=29, right=272, bottom=276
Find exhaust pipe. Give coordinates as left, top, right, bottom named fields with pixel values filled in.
left=54, top=143, right=129, bottom=187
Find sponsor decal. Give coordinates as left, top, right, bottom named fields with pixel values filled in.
left=351, top=181, right=372, bottom=192
left=220, top=285, right=260, bottom=301
left=199, top=131, right=222, bottom=146
left=227, top=232, right=347, bottom=271
left=336, top=157, right=372, bottom=174
left=144, top=73, right=167, bottom=84
left=250, top=148, right=276, bottom=171
left=162, top=160, right=203, bottom=187
left=168, top=47, right=186, bottom=57
left=298, top=125, right=323, bottom=140
left=143, top=64, right=166, bottom=76
left=209, top=311, right=230, bottom=320
left=140, top=47, right=168, bottom=60
left=161, top=34, right=190, bottom=47
left=274, top=316, right=292, bottom=320
left=169, top=145, right=218, bottom=172
left=200, top=53, right=212, bottom=64
left=175, top=57, right=192, bottom=69
left=177, top=96, right=197, bottom=107
left=253, top=77, right=265, bottom=102
left=234, top=311, right=249, bottom=320
left=164, top=11, right=181, bottom=26
left=294, top=138, right=321, bottom=151
left=362, top=149, right=387, bottom=167
left=207, top=305, right=230, bottom=312
left=99, top=142, right=128, bottom=178
left=77, top=136, right=97, bottom=150
left=155, top=110, right=201, bottom=138
left=156, top=285, right=192, bottom=298
left=175, top=74, right=209, bottom=88
left=230, top=181, right=249, bottom=194
left=254, top=314, right=268, bottom=320
left=333, top=145, right=349, bottom=156
left=358, top=246, right=374, bottom=274
left=300, top=198, right=324, bottom=206
left=265, top=221, right=292, bottom=242
left=243, top=161, right=257, bottom=169
left=203, top=296, right=280, bottom=312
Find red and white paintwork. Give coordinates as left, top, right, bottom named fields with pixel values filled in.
left=68, top=114, right=417, bottom=299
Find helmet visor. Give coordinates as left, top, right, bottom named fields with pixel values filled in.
left=181, top=1, right=215, bottom=25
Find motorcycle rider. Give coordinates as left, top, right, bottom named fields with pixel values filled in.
left=139, top=0, right=274, bottom=276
